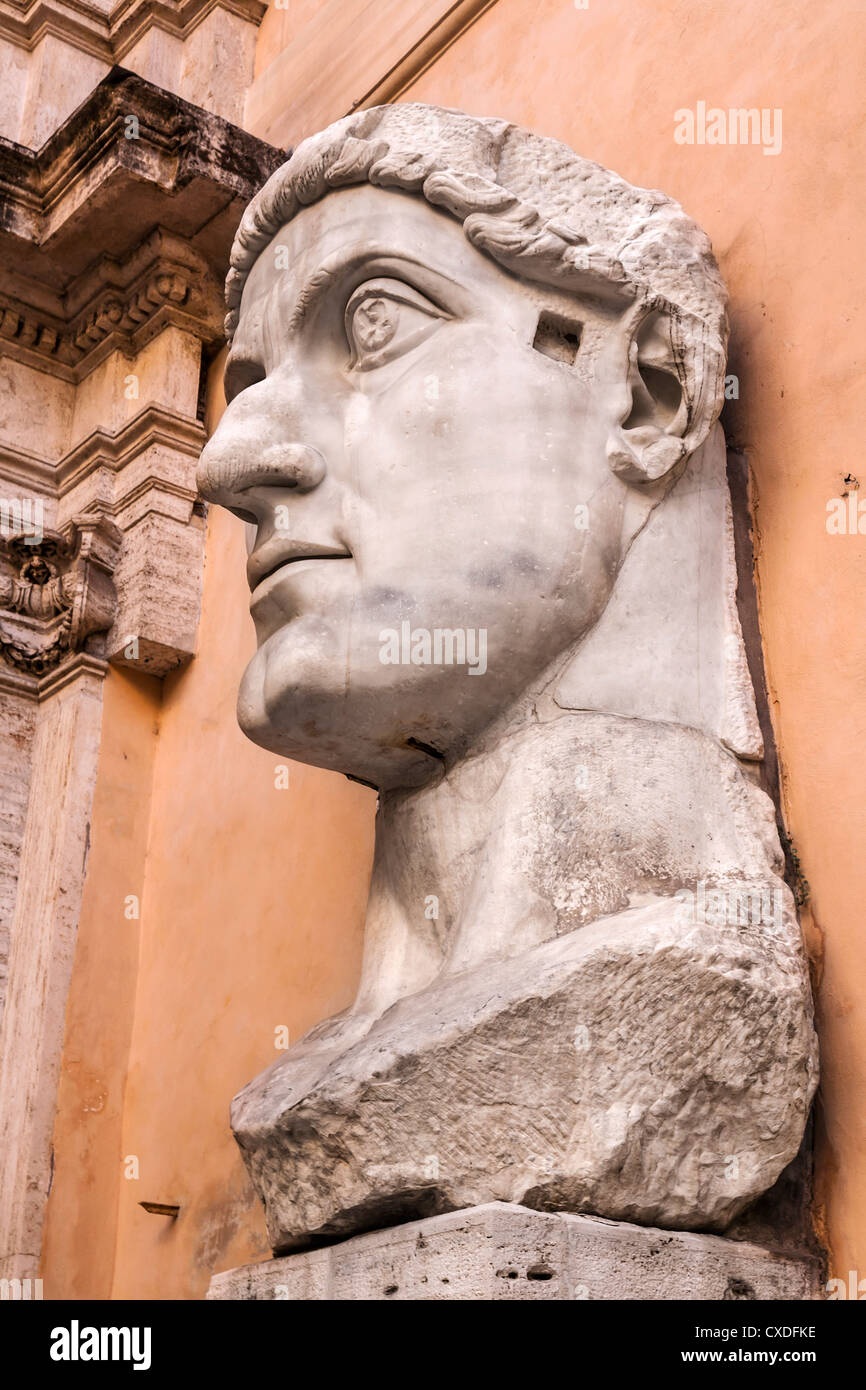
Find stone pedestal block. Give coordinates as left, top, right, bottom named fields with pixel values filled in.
left=207, top=1203, right=819, bottom=1302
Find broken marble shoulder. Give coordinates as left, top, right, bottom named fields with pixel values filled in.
left=231, top=701, right=816, bottom=1253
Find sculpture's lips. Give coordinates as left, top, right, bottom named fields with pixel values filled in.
left=247, top=544, right=352, bottom=593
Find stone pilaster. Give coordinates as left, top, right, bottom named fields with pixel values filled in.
left=0, top=64, right=283, bottom=1279
left=0, top=655, right=113, bottom=1280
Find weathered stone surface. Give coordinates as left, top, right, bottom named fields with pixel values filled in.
left=0, top=61, right=284, bottom=1279
left=0, top=656, right=110, bottom=1280
left=0, top=679, right=37, bottom=1025
left=558, top=426, right=762, bottom=758
left=0, top=72, right=285, bottom=680
left=234, top=896, right=816, bottom=1252
left=197, top=104, right=818, bottom=1253
left=0, top=69, right=285, bottom=359
left=0, top=1, right=267, bottom=146
left=0, top=517, right=121, bottom=677
left=207, top=1203, right=820, bottom=1301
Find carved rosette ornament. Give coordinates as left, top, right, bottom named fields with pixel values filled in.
left=0, top=518, right=122, bottom=676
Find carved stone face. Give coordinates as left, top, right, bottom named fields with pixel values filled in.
left=198, top=184, right=655, bottom=788
left=194, top=115, right=817, bottom=1256
left=22, top=557, right=51, bottom=584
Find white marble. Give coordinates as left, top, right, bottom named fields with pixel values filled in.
left=197, top=104, right=818, bottom=1252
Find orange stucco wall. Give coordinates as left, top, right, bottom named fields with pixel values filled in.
left=389, top=0, right=865, bottom=1285
left=44, top=0, right=864, bottom=1296
left=43, top=359, right=374, bottom=1299
left=40, top=665, right=159, bottom=1299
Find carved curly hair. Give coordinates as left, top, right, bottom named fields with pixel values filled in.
left=226, top=103, right=728, bottom=467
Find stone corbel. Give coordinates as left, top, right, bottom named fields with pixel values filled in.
left=0, top=516, right=121, bottom=677
left=0, top=69, right=285, bottom=678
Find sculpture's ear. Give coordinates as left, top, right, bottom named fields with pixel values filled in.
left=604, top=303, right=720, bottom=486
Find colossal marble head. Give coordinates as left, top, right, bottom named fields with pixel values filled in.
left=197, top=107, right=816, bottom=1254
left=197, top=104, right=729, bottom=789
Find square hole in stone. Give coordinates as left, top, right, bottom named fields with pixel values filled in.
left=532, top=311, right=582, bottom=365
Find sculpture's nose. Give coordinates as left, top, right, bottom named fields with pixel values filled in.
left=197, top=399, right=327, bottom=520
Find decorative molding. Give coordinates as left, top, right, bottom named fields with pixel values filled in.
left=0, top=231, right=225, bottom=381
left=56, top=403, right=206, bottom=498
left=0, top=661, right=40, bottom=699
left=111, top=0, right=267, bottom=59
left=0, top=647, right=107, bottom=700
left=0, top=72, right=283, bottom=677
left=0, top=68, right=286, bottom=277
left=0, top=0, right=267, bottom=60
left=36, top=647, right=108, bottom=697
left=51, top=407, right=209, bottom=677
left=0, top=443, right=56, bottom=494
left=0, top=516, right=121, bottom=675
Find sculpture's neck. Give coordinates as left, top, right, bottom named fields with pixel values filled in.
left=352, top=705, right=778, bottom=1019
left=350, top=423, right=768, bottom=1019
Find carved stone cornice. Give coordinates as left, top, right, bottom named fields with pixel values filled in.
left=0, top=71, right=283, bottom=682
left=0, top=0, right=266, bottom=60
left=0, top=66, right=277, bottom=671
left=0, top=67, right=286, bottom=289
left=0, top=230, right=225, bottom=381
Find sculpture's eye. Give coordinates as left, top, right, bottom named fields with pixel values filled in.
left=345, top=278, right=445, bottom=371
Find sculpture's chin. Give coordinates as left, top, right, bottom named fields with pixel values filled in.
left=236, top=644, right=443, bottom=791
left=236, top=649, right=278, bottom=750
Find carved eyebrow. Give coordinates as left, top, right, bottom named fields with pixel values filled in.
left=224, top=251, right=449, bottom=397
left=288, top=263, right=342, bottom=332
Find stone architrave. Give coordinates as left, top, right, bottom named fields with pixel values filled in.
left=197, top=105, right=819, bottom=1258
